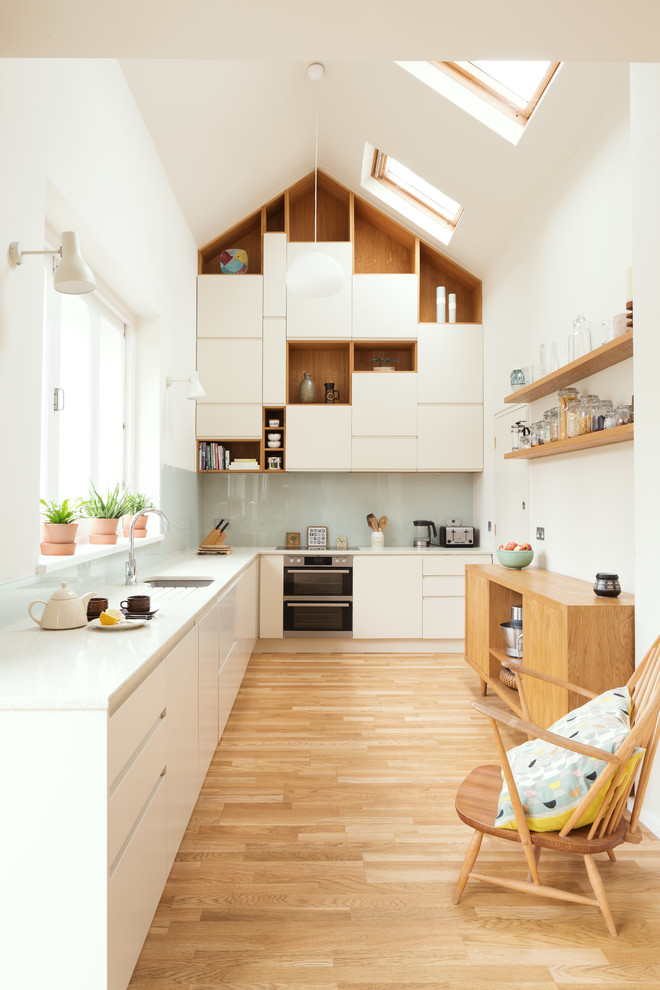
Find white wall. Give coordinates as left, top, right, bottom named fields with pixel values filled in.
left=475, top=69, right=635, bottom=588
left=630, top=63, right=660, bottom=836
left=0, top=60, right=199, bottom=582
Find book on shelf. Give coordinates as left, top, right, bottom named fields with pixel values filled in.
left=228, top=460, right=259, bottom=470
left=199, top=441, right=225, bottom=471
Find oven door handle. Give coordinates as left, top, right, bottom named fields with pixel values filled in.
left=285, top=602, right=350, bottom=608
left=285, top=568, right=351, bottom=574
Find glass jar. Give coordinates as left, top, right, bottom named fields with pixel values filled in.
left=541, top=410, right=553, bottom=444
left=568, top=313, right=592, bottom=362
left=529, top=421, right=541, bottom=446
left=558, top=386, right=578, bottom=439
left=549, top=407, right=559, bottom=441
left=577, top=394, right=599, bottom=435
left=566, top=399, right=580, bottom=438
left=615, top=403, right=634, bottom=426
left=592, top=399, right=613, bottom=432
left=604, top=406, right=619, bottom=430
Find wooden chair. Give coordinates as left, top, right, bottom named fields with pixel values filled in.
left=453, top=635, right=660, bottom=936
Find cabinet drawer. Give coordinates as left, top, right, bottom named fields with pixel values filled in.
left=108, top=663, right=166, bottom=787
left=423, top=575, right=464, bottom=596
left=108, top=715, right=166, bottom=869
left=108, top=775, right=167, bottom=990
left=423, top=597, right=466, bottom=639
left=423, top=554, right=491, bottom=576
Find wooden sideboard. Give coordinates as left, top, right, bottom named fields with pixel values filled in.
left=465, top=564, right=635, bottom=728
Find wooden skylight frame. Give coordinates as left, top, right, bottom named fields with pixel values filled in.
left=432, top=61, right=561, bottom=127
left=370, top=149, right=464, bottom=233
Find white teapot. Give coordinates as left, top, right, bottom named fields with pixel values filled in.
left=28, top=582, right=96, bottom=630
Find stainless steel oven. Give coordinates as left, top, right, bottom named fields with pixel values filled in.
left=283, top=554, right=353, bottom=637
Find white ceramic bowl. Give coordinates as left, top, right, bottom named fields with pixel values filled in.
left=268, top=420, right=280, bottom=427
left=268, top=433, right=281, bottom=441
left=267, top=440, right=281, bottom=448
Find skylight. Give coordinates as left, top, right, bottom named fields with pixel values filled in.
left=361, top=144, right=462, bottom=246
left=396, top=61, right=561, bottom=145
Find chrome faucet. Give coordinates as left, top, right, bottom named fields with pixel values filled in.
left=125, top=508, right=171, bottom=585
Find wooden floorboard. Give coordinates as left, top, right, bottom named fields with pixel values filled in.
left=128, top=652, right=660, bottom=990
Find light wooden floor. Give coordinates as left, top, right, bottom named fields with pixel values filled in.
left=129, top=653, right=660, bottom=990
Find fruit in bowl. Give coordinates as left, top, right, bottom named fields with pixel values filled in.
left=497, top=542, right=534, bottom=569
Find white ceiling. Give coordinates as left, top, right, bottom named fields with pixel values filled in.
left=2, top=3, right=653, bottom=277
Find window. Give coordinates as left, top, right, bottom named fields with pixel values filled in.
left=371, top=150, right=464, bottom=232
left=396, top=61, right=561, bottom=145
left=433, top=61, right=561, bottom=126
left=42, top=273, right=129, bottom=505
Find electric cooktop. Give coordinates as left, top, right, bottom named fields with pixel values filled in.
left=276, top=546, right=359, bottom=551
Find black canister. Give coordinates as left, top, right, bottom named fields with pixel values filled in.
left=593, top=573, right=621, bottom=598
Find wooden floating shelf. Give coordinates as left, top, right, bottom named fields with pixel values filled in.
left=504, top=423, right=633, bottom=460
left=504, top=331, right=633, bottom=405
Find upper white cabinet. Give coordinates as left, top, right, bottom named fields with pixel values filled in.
left=417, top=324, right=483, bottom=403
left=286, top=243, right=353, bottom=339
left=197, top=339, right=263, bottom=404
left=262, top=318, right=287, bottom=404
left=197, top=274, right=263, bottom=338
left=263, top=233, right=287, bottom=317
left=418, top=404, right=483, bottom=472
left=196, top=403, right=262, bottom=440
left=353, top=555, right=423, bottom=638
left=352, top=274, right=418, bottom=339
left=286, top=405, right=352, bottom=471
left=351, top=373, right=418, bottom=437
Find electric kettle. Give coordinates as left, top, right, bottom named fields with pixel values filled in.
left=413, top=519, right=437, bottom=548
left=28, top=581, right=97, bottom=630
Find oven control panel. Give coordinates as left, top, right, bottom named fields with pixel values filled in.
left=285, top=555, right=352, bottom=567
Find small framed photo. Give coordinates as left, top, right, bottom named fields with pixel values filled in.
left=336, top=536, right=348, bottom=550
left=286, top=532, right=300, bottom=549
left=307, top=526, right=328, bottom=549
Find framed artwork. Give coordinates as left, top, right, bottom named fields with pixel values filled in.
left=286, top=532, right=300, bottom=549
left=307, top=526, right=328, bottom=549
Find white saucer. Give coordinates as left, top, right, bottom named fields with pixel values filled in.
left=89, top=618, right=147, bottom=630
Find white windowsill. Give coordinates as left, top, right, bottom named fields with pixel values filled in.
left=37, top=535, right=165, bottom=576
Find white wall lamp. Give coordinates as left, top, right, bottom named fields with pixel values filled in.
left=165, top=370, right=206, bottom=400
left=9, top=231, right=96, bottom=294
left=285, top=63, right=344, bottom=298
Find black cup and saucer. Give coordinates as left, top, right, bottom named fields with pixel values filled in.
left=119, top=595, right=159, bottom=620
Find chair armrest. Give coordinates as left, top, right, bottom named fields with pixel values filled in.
left=504, top=658, right=597, bottom=700
left=470, top=698, right=620, bottom=764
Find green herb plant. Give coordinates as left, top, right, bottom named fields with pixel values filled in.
left=39, top=498, right=81, bottom=525
left=81, top=482, right=132, bottom=520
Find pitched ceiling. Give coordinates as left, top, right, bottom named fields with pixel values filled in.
left=2, top=3, right=651, bottom=277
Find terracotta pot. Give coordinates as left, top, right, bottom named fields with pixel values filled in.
left=88, top=518, right=119, bottom=545
left=40, top=523, right=78, bottom=556
left=122, top=513, right=148, bottom=539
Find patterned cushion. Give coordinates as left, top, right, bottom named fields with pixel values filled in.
left=496, top=687, right=642, bottom=832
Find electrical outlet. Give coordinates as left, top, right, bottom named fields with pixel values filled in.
left=536, top=526, right=545, bottom=540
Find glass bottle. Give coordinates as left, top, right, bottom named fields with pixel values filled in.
left=568, top=313, right=592, bottom=362
left=558, top=387, right=578, bottom=439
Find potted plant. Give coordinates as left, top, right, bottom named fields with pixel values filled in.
left=82, top=483, right=132, bottom=545
left=122, top=492, right=154, bottom=538
left=39, top=498, right=81, bottom=556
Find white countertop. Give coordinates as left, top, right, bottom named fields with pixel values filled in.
left=0, top=544, right=491, bottom=714
left=0, top=548, right=260, bottom=714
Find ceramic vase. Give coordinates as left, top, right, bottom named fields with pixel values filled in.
left=299, top=372, right=316, bottom=403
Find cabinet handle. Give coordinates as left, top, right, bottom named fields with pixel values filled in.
left=286, top=602, right=350, bottom=608
left=286, top=568, right=351, bottom=574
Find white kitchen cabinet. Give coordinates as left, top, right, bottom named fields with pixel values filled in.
left=260, top=554, right=284, bottom=638
left=286, top=405, right=352, bottom=471
left=422, top=553, right=492, bottom=639
left=165, top=625, right=199, bottom=870
left=197, top=338, right=263, bottom=404
left=351, top=438, right=417, bottom=472
left=218, top=563, right=258, bottom=736
left=353, top=555, right=423, bottom=638
left=417, top=403, right=483, bottom=471
left=417, top=324, right=483, bottom=404
left=352, top=274, right=418, bottom=339
left=351, top=373, right=418, bottom=436
left=197, top=603, right=219, bottom=780
left=286, top=242, right=353, bottom=339
left=262, top=317, right=287, bottom=404
left=263, top=232, right=287, bottom=317
left=196, top=403, right=262, bottom=440
left=197, top=274, right=263, bottom=338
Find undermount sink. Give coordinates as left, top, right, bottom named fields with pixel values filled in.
left=145, top=576, right=214, bottom=588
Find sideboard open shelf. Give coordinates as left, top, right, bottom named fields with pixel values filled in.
left=504, top=422, right=633, bottom=460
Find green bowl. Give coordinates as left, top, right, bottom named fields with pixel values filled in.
left=497, top=548, right=534, bottom=569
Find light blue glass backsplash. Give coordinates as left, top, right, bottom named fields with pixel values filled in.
left=199, top=472, right=475, bottom=548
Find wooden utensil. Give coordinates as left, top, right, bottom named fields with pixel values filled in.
left=378, top=515, right=387, bottom=531
left=366, top=513, right=378, bottom=531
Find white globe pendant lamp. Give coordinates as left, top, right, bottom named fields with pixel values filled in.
left=286, top=63, right=344, bottom=299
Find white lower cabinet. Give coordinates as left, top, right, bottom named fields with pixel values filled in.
left=286, top=405, right=352, bottom=471
left=218, top=561, right=258, bottom=737
left=166, top=625, right=200, bottom=870
left=198, top=604, right=219, bottom=779
left=422, top=554, right=492, bottom=638
left=353, top=555, right=423, bottom=638
left=260, top=554, right=283, bottom=638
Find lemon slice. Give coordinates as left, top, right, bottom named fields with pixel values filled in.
left=106, top=608, right=123, bottom=621
left=99, top=611, right=120, bottom=626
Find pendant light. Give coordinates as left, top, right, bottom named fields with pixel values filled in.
left=286, top=63, right=344, bottom=298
